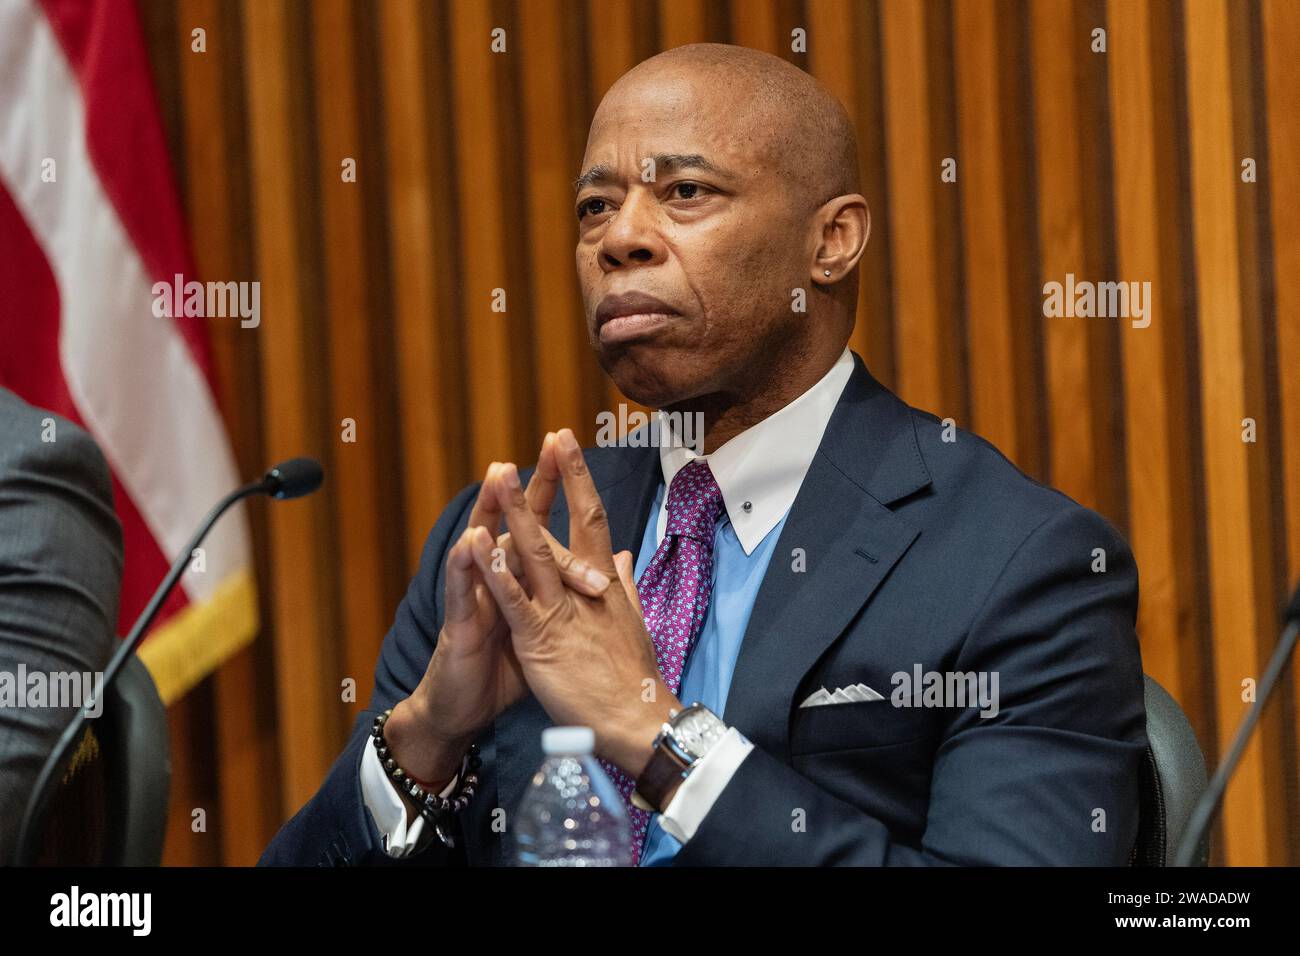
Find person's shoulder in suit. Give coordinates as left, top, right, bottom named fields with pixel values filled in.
left=0, top=388, right=123, bottom=864
left=0, top=388, right=122, bottom=606
left=906, top=404, right=1126, bottom=544
left=0, top=389, right=119, bottom=515
left=900, top=402, right=1147, bottom=749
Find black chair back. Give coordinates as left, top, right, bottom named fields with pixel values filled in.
left=100, top=654, right=171, bottom=865
left=1132, top=674, right=1209, bottom=866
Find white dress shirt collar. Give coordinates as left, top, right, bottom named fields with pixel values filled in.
left=655, top=348, right=855, bottom=555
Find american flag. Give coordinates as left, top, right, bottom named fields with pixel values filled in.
left=0, top=0, right=255, bottom=702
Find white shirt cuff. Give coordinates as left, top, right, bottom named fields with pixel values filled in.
left=657, top=726, right=753, bottom=844
left=360, top=738, right=458, bottom=858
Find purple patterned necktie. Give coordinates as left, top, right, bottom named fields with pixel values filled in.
left=600, top=458, right=725, bottom=865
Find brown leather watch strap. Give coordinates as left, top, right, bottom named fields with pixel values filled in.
left=633, top=737, right=693, bottom=813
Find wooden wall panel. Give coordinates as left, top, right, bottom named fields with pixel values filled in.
left=807, top=0, right=895, bottom=386
left=1106, top=0, right=1206, bottom=728
left=1261, top=8, right=1300, bottom=576
left=1030, top=0, right=1126, bottom=520
left=730, top=0, right=783, bottom=50
left=954, top=0, right=1040, bottom=472
left=377, top=0, right=459, bottom=572
left=1261, top=0, right=1300, bottom=844
left=519, top=0, right=604, bottom=437
left=241, top=0, right=339, bottom=813
left=174, top=0, right=280, bottom=866
left=450, top=0, right=526, bottom=468
left=310, top=0, right=392, bottom=732
left=1185, top=0, right=1287, bottom=865
left=880, top=0, right=964, bottom=419
left=131, top=0, right=1297, bottom=865
left=659, top=0, right=713, bottom=47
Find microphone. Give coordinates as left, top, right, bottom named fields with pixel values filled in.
left=1173, top=581, right=1300, bottom=866
left=14, top=458, right=325, bottom=865
left=262, top=456, right=324, bottom=500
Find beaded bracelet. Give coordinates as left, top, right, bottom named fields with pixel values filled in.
left=371, top=708, right=481, bottom=849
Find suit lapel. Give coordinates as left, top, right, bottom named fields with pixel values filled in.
left=721, top=357, right=931, bottom=762
left=492, top=442, right=661, bottom=861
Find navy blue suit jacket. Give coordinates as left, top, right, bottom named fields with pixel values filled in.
left=260, top=355, right=1147, bottom=866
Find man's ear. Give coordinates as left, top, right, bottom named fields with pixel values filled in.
left=811, top=194, right=870, bottom=284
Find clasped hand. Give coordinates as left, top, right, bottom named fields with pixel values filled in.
left=384, top=429, right=679, bottom=793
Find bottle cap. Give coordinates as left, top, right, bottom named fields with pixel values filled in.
left=541, top=726, right=595, bottom=755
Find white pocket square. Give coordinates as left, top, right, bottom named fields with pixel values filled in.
left=799, top=683, right=885, bottom=708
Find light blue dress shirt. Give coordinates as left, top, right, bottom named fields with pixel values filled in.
left=637, top=484, right=790, bottom=866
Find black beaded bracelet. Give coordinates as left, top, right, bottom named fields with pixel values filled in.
left=371, top=709, right=482, bottom=848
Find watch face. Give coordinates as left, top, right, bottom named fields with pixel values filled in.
left=672, top=704, right=727, bottom=760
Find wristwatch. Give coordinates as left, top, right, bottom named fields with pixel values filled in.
left=632, top=702, right=728, bottom=813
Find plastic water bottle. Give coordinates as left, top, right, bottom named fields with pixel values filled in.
left=513, top=726, right=632, bottom=866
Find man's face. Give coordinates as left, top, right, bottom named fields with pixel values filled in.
left=575, top=69, right=809, bottom=409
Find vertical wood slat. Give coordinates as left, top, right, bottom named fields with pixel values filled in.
left=1261, top=1, right=1300, bottom=825
left=161, top=698, right=207, bottom=864
left=450, top=0, right=524, bottom=468
left=806, top=0, right=891, bottom=383
left=378, top=0, right=455, bottom=572
left=1029, top=0, right=1122, bottom=516
left=518, top=0, right=599, bottom=439
left=1185, top=0, right=1287, bottom=866
left=1261, top=7, right=1300, bottom=510
left=1105, top=0, right=1204, bottom=718
left=1229, top=0, right=1300, bottom=859
left=729, top=0, right=782, bottom=51
left=176, top=0, right=280, bottom=865
left=825, top=0, right=897, bottom=388
left=586, top=0, right=641, bottom=112
left=879, top=0, right=960, bottom=419
left=805, top=0, right=858, bottom=167
left=310, top=0, right=391, bottom=714
left=953, top=0, right=1039, bottom=472
left=241, top=0, right=336, bottom=812
left=658, top=0, right=710, bottom=49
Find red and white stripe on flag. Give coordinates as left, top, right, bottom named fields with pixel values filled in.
left=0, top=0, right=256, bottom=703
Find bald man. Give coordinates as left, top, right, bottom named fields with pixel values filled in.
left=262, top=44, right=1146, bottom=867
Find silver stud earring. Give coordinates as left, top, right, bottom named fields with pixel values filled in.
left=823, top=269, right=831, bottom=277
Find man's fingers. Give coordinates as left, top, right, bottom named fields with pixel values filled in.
left=613, top=550, right=643, bottom=616
left=554, top=428, right=616, bottom=573
left=524, top=432, right=560, bottom=526
left=468, top=526, right=539, bottom=635
left=491, top=462, right=564, bottom=604
left=541, top=527, right=611, bottom=596
left=467, top=461, right=505, bottom=536
left=495, top=532, right=524, bottom=578
left=443, top=528, right=479, bottom=625
left=496, top=529, right=610, bottom=597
